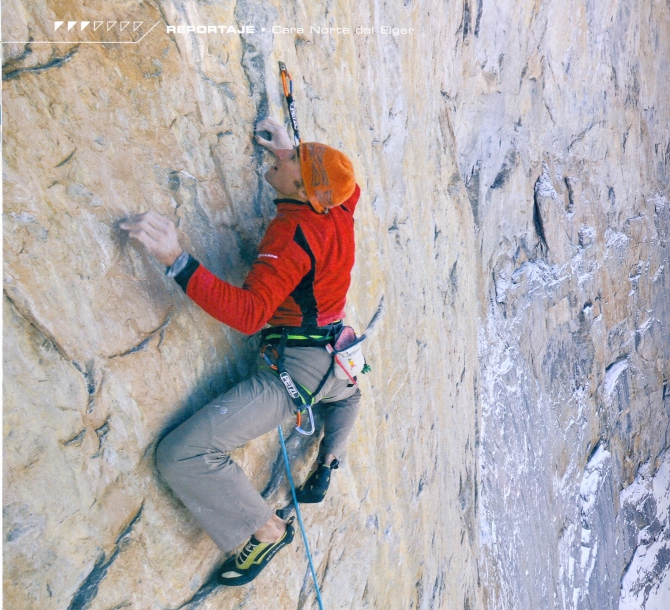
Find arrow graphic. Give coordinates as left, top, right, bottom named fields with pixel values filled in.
left=9, top=20, right=161, bottom=45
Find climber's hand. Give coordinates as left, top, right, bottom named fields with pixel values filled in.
left=255, top=117, right=294, bottom=152
left=120, top=211, right=183, bottom=267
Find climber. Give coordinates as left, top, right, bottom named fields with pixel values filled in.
left=119, top=117, right=362, bottom=586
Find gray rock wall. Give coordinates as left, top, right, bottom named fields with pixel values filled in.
left=443, top=1, right=670, bottom=608
left=3, top=1, right=669, bottom=609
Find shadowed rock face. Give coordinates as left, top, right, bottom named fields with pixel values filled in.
left=2, top=2, right=668, bottom=610
left=446, top=2, right=669, bottom=608
left=447, top=3, right=670, bottom=609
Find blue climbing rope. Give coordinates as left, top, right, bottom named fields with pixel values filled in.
left=278, top=426, right=325, bottom=610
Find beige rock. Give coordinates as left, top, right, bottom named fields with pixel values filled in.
left=4, top=1, right=668, bottom=609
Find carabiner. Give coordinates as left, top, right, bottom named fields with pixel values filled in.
left=295, top=405, right=316, bottom=436
left=279, top=61, right=292, bottom=97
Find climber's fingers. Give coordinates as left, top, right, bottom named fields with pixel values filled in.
left=255, top=118, right=293, bottom=152
left=120, top=211, right=183, bottom=267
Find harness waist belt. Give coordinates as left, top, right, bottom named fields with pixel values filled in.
left=260, top=322, right=342, bottom=347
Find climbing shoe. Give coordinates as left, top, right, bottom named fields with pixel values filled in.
left=217, top=518, right=294, bottom=586
left=295, top=458, right=339, bottom=504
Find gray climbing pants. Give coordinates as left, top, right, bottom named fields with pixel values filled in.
left=156, top=346, right=361, bottom=553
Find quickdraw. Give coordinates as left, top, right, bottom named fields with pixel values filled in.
left=279, top=62, right=302, bottom=147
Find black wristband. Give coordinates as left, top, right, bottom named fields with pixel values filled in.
left=173, top=254, right=200, bottom=293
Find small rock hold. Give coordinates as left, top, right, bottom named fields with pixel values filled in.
left=63, top=430, right=87, bottom=447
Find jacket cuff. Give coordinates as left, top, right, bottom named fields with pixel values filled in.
left=171, top=253, right=200, bottom=293
left=165, top=251, right=189, bottom=277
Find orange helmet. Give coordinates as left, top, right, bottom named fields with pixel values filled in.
left=299, top=143, right=356, bottom=214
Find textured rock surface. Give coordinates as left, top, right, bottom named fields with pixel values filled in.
left=3, top=2, right=479, bottom=609
left=619, top=449, right=670, bottom=610
left=3, top=1, right=668, bottom=610
left=443, top=2, right=670, bottom=608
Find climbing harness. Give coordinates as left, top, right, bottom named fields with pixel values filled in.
left=261, top=325, right=337, bottom=436
left=278, top=426, right=324, bottom=610
left=279, top=62, right=302, bottom=147
left=261, top=321, right=370, bottom=435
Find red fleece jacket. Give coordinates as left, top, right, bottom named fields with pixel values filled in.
left=182, top=185, right=360, bottom=335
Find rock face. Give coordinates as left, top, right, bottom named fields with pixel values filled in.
left=444, top=2, right=670, bottom=608
left=619, top=449, right=670, bottom=610
left=2, top=2, right=668, bottom=610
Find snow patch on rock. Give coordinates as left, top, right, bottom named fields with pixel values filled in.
left=620, top=452, right=670, bottom=610
left=604, top=358, right=629, bottom=399
left=580, top=445, right=612, bottom=516
left=605, top=228, right=630, bottom=253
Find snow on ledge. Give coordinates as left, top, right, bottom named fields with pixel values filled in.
left=604, top=358, right=629, bottom=399
left=620, top=452, right=670, bottom=610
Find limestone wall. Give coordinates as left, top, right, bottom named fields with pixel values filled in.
left=3, top=2, right=479, bottom=609
left=3, top=1, right=668, bottom=610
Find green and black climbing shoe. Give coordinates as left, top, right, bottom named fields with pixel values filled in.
left=295, top=458, right=339, bottom=504
left=217, top=518, right=294, bottom=586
